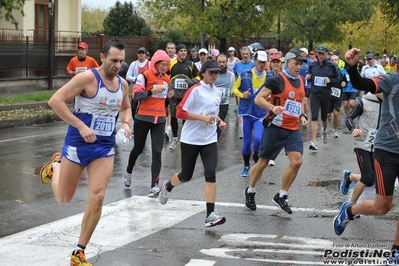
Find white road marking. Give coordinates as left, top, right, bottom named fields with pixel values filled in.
left=0, top=196, right=340, bottom=265
left=185, top=259, right=216, bottom=266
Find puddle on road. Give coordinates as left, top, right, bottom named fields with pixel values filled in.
left=308, top=180, right=340, bottom=187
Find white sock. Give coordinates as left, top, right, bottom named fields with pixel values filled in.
left=279, top=190, right=288, bottom=198
left=248, top=186, right=255, bottom=193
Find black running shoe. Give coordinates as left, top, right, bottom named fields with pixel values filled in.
left=244, top=186, right=256, bottom=211
left=272, top=193, right=292, bottom=214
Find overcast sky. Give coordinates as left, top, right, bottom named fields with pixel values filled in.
left=82, top=0, right=137, bottom=9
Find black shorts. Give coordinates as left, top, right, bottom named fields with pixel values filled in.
left=374, top=149, right=399, bottom=196
left=328, top=98, right=342, bottom=113
left=354, top=148, right=375, bottom=187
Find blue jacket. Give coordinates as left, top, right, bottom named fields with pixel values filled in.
left=310, top=59, right=342, bottom=97
left=237, top=69, right=267, bottom=119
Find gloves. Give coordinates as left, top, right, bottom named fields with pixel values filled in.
left=115, top=128, right=130, bottom=146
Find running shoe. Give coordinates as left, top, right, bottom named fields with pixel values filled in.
left=340, top=170, right=351, bottom=195
left=244, top=186, right=256, bottom=211
left=205, top=212, right=226, bottom=227
left=323, top=131, right=328, bottom=144
left=40, top=152, right=61, bottom=184
left=123, top=172, right=132, bottom=187
left=70, top=250, right=92, bottom=266
left=148, top=186, right=161, bottom=198
left=268, top=160, right=276, bottom=166
left=272, top=193, right=292, bottom=214
left=169, top=138, right=178, bottom=150
left=309, top=140, right=318, bottom=150
left=333, top=200, right=352, bottom=236
left=333, top=129, right=339, bottom=138
left=386, top=250, right=399, bottom=265
left=159, top=180, right=170, bottom=205
left=240, top=166, right=250, bottom=177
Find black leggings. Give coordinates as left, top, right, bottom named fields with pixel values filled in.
left=126, top=119, right=165, bottom=188
left=177, top=142, right=218, bottom=183
left=310, top=93, right=330, bottom=122
left=169, top=98, right=182, bottom=138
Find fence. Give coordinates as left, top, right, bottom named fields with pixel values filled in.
left=0, top=29, right=149, bottom=80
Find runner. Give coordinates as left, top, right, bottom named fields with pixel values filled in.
left=244, top=49, right=308, bottom=214
left=40, top=39, right=132, bottom=266
left=123, top=50, right=171, bottom=196
left=159, top=59, right=227, bottom=228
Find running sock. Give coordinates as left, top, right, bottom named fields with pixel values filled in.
left=391, top=244, right=399, bottom=251
left=206, top=203, right=215, bottom=216
left=279, top=190, right=288, bottom=198
left=346, top=206, right=355, bottom=220
left=166, top=180, right=174, bottom=192
left=248, top=186, right=255, bottom=193
left=253, top=151, right=259, bottom=163
left=73, top=244, right=86, bottom=255
left=243, top=155, right=250, bottom=166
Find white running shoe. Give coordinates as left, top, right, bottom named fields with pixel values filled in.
left=205, top=212, right=226, bottom=227
left=124, top=172, right=132, bottom=187
left=268, top=160, right=276, bottom=166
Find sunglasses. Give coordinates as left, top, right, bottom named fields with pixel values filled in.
left=317, top=52, right=326, bottom=55
left=209, top=71, right=219, bottom=75
left=138, top=51, right=146, bottom=54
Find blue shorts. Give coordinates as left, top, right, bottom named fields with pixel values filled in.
left=62, top=144, right=115, bottom=166
left=258, top=126, right=303, bottom=160
left=342, top=92, right=357, bottom=102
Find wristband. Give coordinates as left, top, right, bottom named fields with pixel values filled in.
left=123, top=120, right=130, bottom=126
left=300, top=114, right=308, bottom=121
left=148, top=89, right=153, bottom=96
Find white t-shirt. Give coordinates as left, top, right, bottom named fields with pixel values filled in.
left=361, top=64, right=386, bottom=78
left=179, top=81, right=222, bottom=145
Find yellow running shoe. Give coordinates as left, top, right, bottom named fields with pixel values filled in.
left=70, top=250, right=92, bottom=266
left=40, top=152, right=61, bottom=184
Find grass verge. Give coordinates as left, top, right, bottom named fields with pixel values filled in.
left=0, top=90, right=57, bottom=105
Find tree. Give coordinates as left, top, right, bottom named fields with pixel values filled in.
left=81, top=5, right=108, bottom=34
left=0, top=0, right=26, bottom=29
left=103, top=1, right=151, bottom=37
left=279, top=0, right=375, bottom=52
left=140, top=0, right=310, bottom=52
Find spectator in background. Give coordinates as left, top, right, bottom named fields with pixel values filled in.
left=66, top=42, right=99, bottom=78
left=126, top=47, right=151, bottom=85
left=227, top=47, right=240, bottom=73
left=374, top=52, right=381, bottom=65
left=195, top=48, right=209, bottom=71
left=190, top=48, right=200, bottom=63
left=388, top=55, right=399, bottom=73
left=210, top=49, right=220, bottom=60
left=165, top=42, right=176, bottom=60
left=309, top=50, right=317, bottom=62
left=380, top=58, right=391, bottom=73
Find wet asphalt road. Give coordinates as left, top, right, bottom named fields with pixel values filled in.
left=0, top=102, right=398, bottom=266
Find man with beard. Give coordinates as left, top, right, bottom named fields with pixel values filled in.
left=215, top=53, right=235, bottom=138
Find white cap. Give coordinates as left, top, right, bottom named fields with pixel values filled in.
left=199, top=48, right=208, bottom=54
left=299, top=47, right=308, bottom=55
left=228, top=47, right=235, bottom=52
left=255, top=50, right=267, bottom=62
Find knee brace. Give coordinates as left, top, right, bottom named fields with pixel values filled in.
left=178, top=172, right=192, bottom=183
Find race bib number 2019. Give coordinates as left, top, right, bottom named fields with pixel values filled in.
left=90, top=115, right=115, bottom=136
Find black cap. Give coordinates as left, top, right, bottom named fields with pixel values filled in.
left=375, top=52, right=380, bottom=56
left=284, top=49, right=307, bottom=62
left=176, top=43, right=187, bottom=52
left=366, top=54, right=373, bottom=59
left=138, top=47, right=147, bottom=53
left=316, top=45, right=328, bottom=53
left=201, top=59, right=221, bottom=71
left=333, top=50, right=340, bottom=55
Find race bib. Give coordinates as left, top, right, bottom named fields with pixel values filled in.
left=346, top=74, right=350, bottom=82
left=365, top=128, right=378, bottom=144
left=283, top=99, right=301, bottom=117
left=202, top=109, right=219, bottom=126
left=75, top=67, right=87, bottom=72
left=314, top=76, right=326, bottom=87
left=174, top=78, right=188, bottom=90
left=152, top=84, right=168, bottom=99
left=305, top=79, right=308, bottom=86
left=90, top=115, right=115, bottom=136
left=331, top=87, right=341, bottom=98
